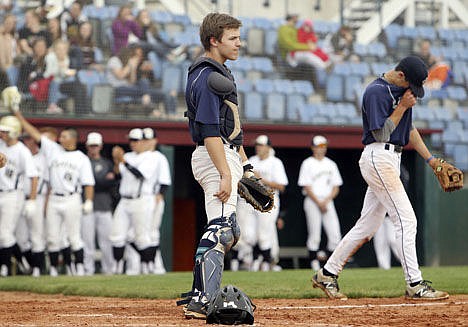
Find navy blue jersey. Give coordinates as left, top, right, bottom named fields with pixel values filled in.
left=361, top=77, right=413, bottom=146
left=185, top=65, right=222, bottom=143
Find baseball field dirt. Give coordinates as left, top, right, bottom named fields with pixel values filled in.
left=0, top=291, right=467, bottom=326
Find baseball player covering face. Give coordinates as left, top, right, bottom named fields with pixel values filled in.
left=142, top=127, right=171, bottom=274
left=16, top=133, right=48, bottom=277
left=81, top=132, right=115, bottom=275
left=235, top=135, right=288, bottom=272
left=0, top=116, right=38, bottom=277
left=110, top=128, right=158, bottom=275
left=181, top=13, right=251, bottom=320
left=298, top=135, right=343, bottom=271
left=13, top=111, right=95, bottom=277
left=313, top=56, right=449, bottom=300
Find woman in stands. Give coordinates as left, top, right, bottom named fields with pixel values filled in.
left=296, top=19, right=330, bottom=67
left=0, top=14, right=18, bottom=73
left=69, top=21, right=103, bottom=71
left=106, top=45, right=176, bottom=117
left=17, top=38, right=48, bottom=98
left=111, top=5, right=143, bottom=55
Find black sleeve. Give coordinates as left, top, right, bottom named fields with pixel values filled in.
left=159, top=184, right=169, bottom=195
left=124, top=162, right=144, bottom=180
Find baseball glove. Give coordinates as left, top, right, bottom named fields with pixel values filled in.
left=432, top=158, right=464, bottom=192
left=238, top=176, right=274, bottom=212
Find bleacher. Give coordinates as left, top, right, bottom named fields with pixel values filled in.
left=3, top=3, right=468, bottom=170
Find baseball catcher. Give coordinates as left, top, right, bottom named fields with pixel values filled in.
left=237, top=163, right=275, bottom=212
left=206, top=285, right=255, bottom=325
left=432, top=158, right=464, bottom=192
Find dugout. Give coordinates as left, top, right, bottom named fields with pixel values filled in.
left=28, top=117, right=468, bottom=270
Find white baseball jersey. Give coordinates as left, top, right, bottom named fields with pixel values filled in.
left=118, top=151, right=159, bottom=197
left=40, top=136, right=95, bottom=193
left=150, top=150, right=172, bottom=194
left=249, top=154, right=288, bottom=205
left=22, top=151, right=48, bottom=197
left=298, top=156, right=343, bottom=199
left=0, top=140, right=38, bottom=191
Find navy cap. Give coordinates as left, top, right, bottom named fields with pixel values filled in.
left=395, top=56, right=428, bottom=98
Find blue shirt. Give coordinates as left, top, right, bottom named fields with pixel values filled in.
left=185, top=65, right=222, bottom=143
left=361, top=77, right=413, bottom=146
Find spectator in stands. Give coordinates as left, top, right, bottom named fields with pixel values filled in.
left=0, top=14, right=18, bottom=71
left=17, top=38, right=48, bottom=95
left=135, top=9, right=187, bottom=63
left=44, top=39, right=88, bottom=114
left=60, top=1, right=87, bottom=43
left=328, top=25, right=357, bottom=63
left=106, top=46, right=176, bottom=116
left=277, top=14, right=328, bottom=71
left=69, top=21, right=103, bottom=71
left=18, top=10, right=52, bottom=56
left=415, top=39, right=451, bottom=90
left=297, top=19, right=330, bottom=68
left=111, top=5, right=143, bottom=55
left=47, top=17, right=63, bottom=43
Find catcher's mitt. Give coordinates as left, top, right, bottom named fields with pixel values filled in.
left=238, top=176, right=274, bottom=212
left=432, top=158, right=464, bottom=192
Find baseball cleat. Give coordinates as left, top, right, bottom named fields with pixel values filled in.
left=312, top=268, right=348, bottom=300
left=184, top=299, right=207, bottom=320
left=405, top=280, right=449, bottom=300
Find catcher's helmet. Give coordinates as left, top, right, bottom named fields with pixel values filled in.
left=206, top=285, right=255, bottom=325
left=0, top=115, right=21, bottom=139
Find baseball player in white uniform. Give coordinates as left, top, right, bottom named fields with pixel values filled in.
left=15, top=133, right=48, bottom=277
left=13, top=111, right=95, bottom=277
left=142, top=127, right=171, bottom=274
left=81, top=132, right=115, bottom=275
left=0, top=115, right=38, bottom=277
left=236, top=135, right=288, bottom=272
left=110, top=128, right=158, bottom=275
left=298, top=135, right=343, bottom=271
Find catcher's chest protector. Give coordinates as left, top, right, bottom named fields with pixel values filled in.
left=206, top=285, right=255, bottom=325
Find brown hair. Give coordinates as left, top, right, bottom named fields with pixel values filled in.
left=39, top=126, right=59, bottom=138
left=199, top=13, right=242, bottom=51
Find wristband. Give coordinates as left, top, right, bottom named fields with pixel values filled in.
left=425, top=155, right=434, bottom=164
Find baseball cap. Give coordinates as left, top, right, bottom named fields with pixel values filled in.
left=285, top=13, right=298, bottom=21
left=143, top=127, right=156, bottom=140
left=86, top=132, right=103, bottom=146
left=395, top=56, right=428, bottom=98
left=255, top=135, right=271, bottom=146
left=312, top=135, right=328, bottom=146
left=128, top=128, right=143, bottom=141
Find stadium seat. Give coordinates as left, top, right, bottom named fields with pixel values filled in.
left=344, top=75, right=362, bottom=102
left=446, top=120, right=464, bottom=132
left=384, top=24, right=402, bottom=48
left=326, top=74, right=344, bottom=102
left=453, top=145, right=468, bottom=171
left=251, top=57, right=274, bottom=74
left=286, top=94, right=306, bottom=121
left=432, top=107, right=455, bottom=122
left=244, top=92, right=264, bottom=120
left=6, top=66, right=18, bottom=86
left=266, top=94, right=286, bottom=121
left=456, top=107, right=468, bottom=127
left=442, top=129, right=462, bottom=143
left=273, top=79, right=295, bottom=94
left=236, top=78, right=254, bottom=93
left=254, top=79, right=274, bottom=93
left=161, top=65, right=182, bottom=93
left=293, top=80, right=314, bottom=96
left=264, top=30, right=278, bottom=57
left=447, top=86, right=467, bottom=102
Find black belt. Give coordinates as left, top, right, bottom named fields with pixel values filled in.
left=121, top=195, right=139, bottom=199
left=384, top=143, right=403, bottom=153
left=196, top=142, right=241, bottom=152
left=53, top=192, right=75, bottom=197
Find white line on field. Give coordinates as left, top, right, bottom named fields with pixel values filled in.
left=264, top=301, right=468, bottom=310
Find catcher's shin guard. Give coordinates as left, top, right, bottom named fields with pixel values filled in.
left=192, top=213, right=240, bottom=300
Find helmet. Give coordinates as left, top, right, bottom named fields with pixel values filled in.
left=0, top=115, right=22, bottom=139
left=206, top=285, right=256, bottom=325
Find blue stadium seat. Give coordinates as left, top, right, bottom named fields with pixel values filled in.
left=244, top=92, right=264, bottom=120
left=332, top=62, right=351, bottom=76
left=446, top=120, right=464, bottom=131
left=344, top=75, right=362, bottom=102
left=453, top=145, right=468, bottom=171
left=236, top=78, right=253, bottom=93
left=416, top=106, right=436, bottom=121
left=384, top=24, right=402, bottom=48
left=457, top=107, right=468, bottom=127
left=301, top=103, right=321, bottom=122
left=255, top=79, right=274, bottom=93
left=273, top=79, right=295, bottom=94
left=286, top=94, right=306, bottom=121
left=293, top=80, right=314, bottom=96
left=428, top=120, right=445, bottom=130
left=251, top=57, right=274, bottom=73
left=432, top=107, right=455, bottom=122
left=367, top=42, right=387, bottom=58
left=266, top=94, right=285, bottom=120
left=442, top=129, right=462, bottom=143
left=447, top=86, right=467, bottom=102
left=264, top=30, right=278, bottom=57
left=417, top=26, right=436, bottom=40
left=326, top=74, right=344, bottom=102
left=77, top=70, right=102, bottom=97
left=161, top=65, right=182, bottom=93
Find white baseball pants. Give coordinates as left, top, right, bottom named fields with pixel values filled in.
left=0, top=191, right=23, bottom=248
left=325, top=143, right=422, bottom=284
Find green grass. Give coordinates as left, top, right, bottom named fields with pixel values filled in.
left=1, top=266, right=467, bottom=299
